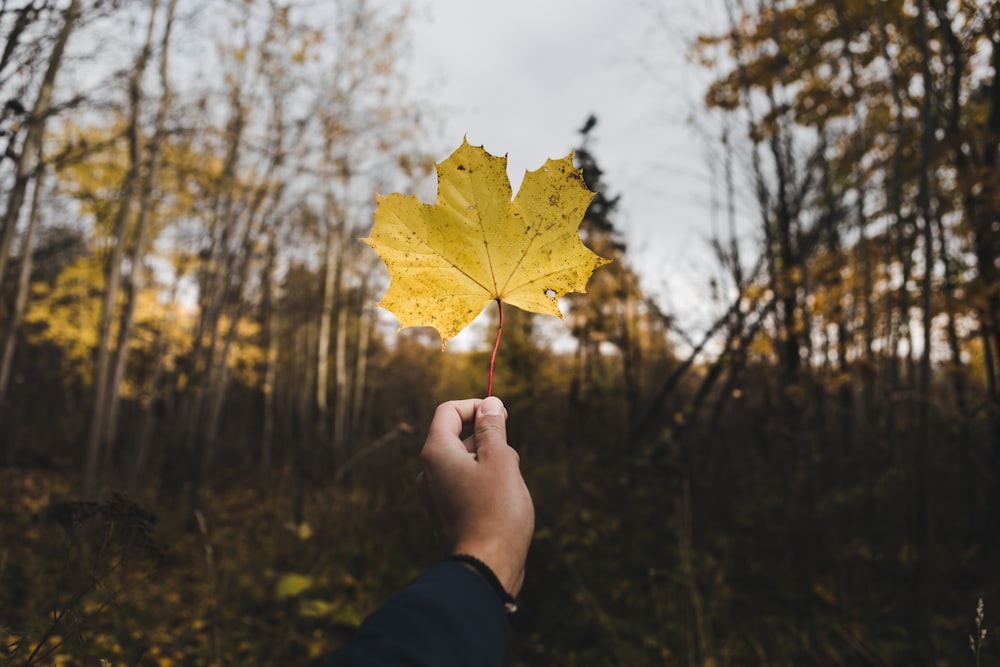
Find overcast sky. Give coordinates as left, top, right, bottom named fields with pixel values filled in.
left=406, top=0, right=741, bottom=338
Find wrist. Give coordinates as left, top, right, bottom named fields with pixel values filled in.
left=450, top=540, right=524, bottom=598
left=448, top=554, right=518, bottom=613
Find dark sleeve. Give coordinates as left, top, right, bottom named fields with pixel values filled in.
left=322, top=560, right=511, bottom=667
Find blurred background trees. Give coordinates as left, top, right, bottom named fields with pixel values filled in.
left=0, top=0, right=997, bottom=665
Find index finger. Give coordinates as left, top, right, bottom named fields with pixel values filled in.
left=424, top=399, right=483, bottom=451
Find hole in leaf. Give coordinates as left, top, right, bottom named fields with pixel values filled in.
left=544, top=288, right=557, bottom=298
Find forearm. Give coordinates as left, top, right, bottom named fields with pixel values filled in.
left=323, top=561, right=512, bottom=667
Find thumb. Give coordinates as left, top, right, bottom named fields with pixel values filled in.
left=474, top=396, right=508, bottom=455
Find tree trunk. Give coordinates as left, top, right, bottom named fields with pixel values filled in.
left=201, top=183, right=275, bottom=472
left=316, top=218, right=339, bottom=436
left=128, top=277, right=181, bottom=493
left=332, top=295, right=349, bottom=456
left=0, top=0, right=80, bottom=293
left=621, top=283, right=640, bottom=431
left=351, top=296, right=372, bottom=443
left=0, top=2, right=42, bottom=80
left=953, top=2, right=1000, bottom=549
left=906, top=2, right=935, bottom=660
left=0, top=158, right=44, bottom=433
left=104, top=0, right=176, bottom=474
left=163, top=88, right=245, bottom=497
left=676, top=476, right=710, bottom=667
left=84, top=0, right=159, bottom=494
left=832, top=0, right=874, bottom=455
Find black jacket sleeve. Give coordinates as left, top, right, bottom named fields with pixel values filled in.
left=322, top=560, right=511, bottom=667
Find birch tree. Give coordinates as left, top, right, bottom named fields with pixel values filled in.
left=83, top=0, right=162, bottom=494
left=0, top=0, right=80, bottom=292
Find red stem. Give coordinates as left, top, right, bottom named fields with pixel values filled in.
left=487, top=298, right=503, bottom=396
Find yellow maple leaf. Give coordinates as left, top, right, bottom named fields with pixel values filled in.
left=363, top=139, right=610, bottom=347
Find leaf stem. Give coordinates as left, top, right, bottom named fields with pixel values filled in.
left=488, top=298, right=503, bottom=396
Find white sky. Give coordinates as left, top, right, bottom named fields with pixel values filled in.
left=406, top=0, right=745, bottom=341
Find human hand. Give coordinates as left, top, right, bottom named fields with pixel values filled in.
left=418, top=396, right=534, bottom=597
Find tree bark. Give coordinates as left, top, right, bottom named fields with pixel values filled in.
left=332, top=293, right=349, bottom=455
left=0, top=0, right=79, bottom=294
left=316, top=215, right=339, bottom=433
left=261, top=226, right=279, bottom=471
left=84, top=0, right=159, bottom=494
left=906, top=2, right=935, bottom=661
left=103, top=0, right=176, bottom=472
left=0, top=1, right=42, bottom=80
left=351, top=292, right=372, bottom=443
left=201, top=182, right=277, bottom=472
left=0, top=157, right=44, bottom=429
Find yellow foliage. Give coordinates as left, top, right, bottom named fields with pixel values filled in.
left=308, top=639, right=327, bottom=659
left=215, top=314, right=264, bottom=386
left=275, top=573, right=314, bottom=599
left=748, top=331, right=775, bottom=357
left=54, top=118, right=241, bottom=235
left=741, top=282, right=772, bottom=304
left=24, top=256, right=198, bottom=386
left=363, top=140, right=610, bottom=346
left=54, top=119, right=130, bottom=224
left=22, top=249, right=264, bottom=392
left=25, top=256, right=106, bottom=380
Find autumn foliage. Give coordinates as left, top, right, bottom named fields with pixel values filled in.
left=365, top=140, right=609, bottom=346
left=1, top=0, right=998, bottom=666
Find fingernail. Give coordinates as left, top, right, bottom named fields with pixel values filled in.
left=480, top=396, right=504, bottom=416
